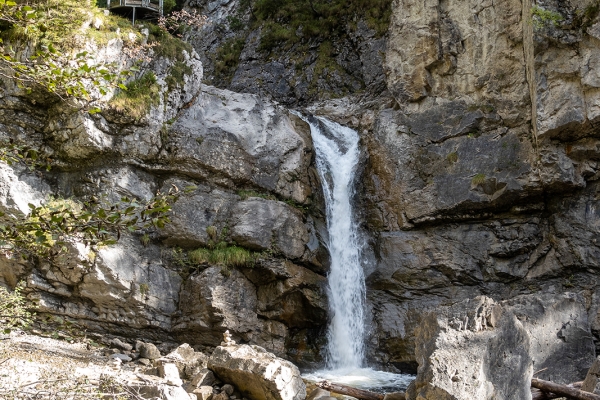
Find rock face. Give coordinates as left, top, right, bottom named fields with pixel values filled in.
left=5, top=0, right=600, bottom=388
left=208, top=344, right=306, bottom=400
left=0, top=26, right=329, bottom=365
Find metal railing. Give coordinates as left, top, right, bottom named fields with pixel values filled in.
left=106, top=0, right=163, bottom=15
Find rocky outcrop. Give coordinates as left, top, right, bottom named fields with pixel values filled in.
left=0, top=26, right=329, bottom=365
left=208, top=344, right=306, bottom=400
left=350, top=0, right=600, bottom=376
left=184, top=0, right=388, bottom=105
left=407, top=294, right=596, bottom=399
left=230, top=198, right=309, bottom=259
left=406, top=297, right=533, bottom=400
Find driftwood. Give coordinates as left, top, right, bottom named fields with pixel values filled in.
left=316, top=381, right=387, bottom=400
left=532, top=382, right=583, bottom=400
left=531, top=378, right=600, bottom=400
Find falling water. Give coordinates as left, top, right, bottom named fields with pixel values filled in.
left=299, top=114, right=414, bottom=391
left=308, top=116, right=364, bottom=369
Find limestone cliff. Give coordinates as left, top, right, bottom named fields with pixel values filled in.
left=4, top=0, right=600, bottom=391
left=183, top=0, right=600, bottom=384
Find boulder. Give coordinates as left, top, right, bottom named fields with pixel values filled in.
left=138, top=342, right=162, bottom=360
left=158, top=362, right=183, bottom=386
left=230, top=198, right=309, bottom=259
left=187, top=369, right=217, bottom=391
left=406, top=296, right=533, bottom=400
left=192, top=386, right=215, bottom=400
left=163, top=343, right=209, bottom=379
left=108, top=338, right=133, bottom=352
left=110, top=353, right=132, bottom=362
left=208, top=344, right=305, bottom=400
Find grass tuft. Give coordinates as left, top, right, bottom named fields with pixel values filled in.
left=472, top=173, right=486, bottom=185
left=189, top=245, right=257, bottom=268
left=108, top=72, right=160, bottom=120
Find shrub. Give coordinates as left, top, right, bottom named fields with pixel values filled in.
left=189, top=245, right=257, bottom=268
left=253, top=0, right=393, bottom=51
left=447, top=152, right=458, bottom=163
left=214, top=38, right=246, bottom=80
left=109, top=71, right=161, bottom=120
left=531, top=5, right=563, bottom=29
left=166, top=61, right=193, bottom=90
left=147, top=23, right=193, bottom=62
left=0, top=282, right=35, bottom=334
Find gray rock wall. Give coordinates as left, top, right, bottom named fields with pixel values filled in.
left=0, top=38, right=329, bottom=367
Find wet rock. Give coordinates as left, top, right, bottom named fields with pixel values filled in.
left=208, top=344, right=305, bottom=400
left=306, top=388, right=330, bottom=400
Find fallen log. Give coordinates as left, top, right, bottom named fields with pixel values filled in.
left=531, top=378, right=600, bottom=400
left=531, top=382, right=583, bottom=400
left=316, top=380, right=387, bottom=400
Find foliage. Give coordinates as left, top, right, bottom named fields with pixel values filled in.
left=0, top=282, right=34, bottom=333
left=0, top=0, right=133, bottom=108
left=0, top=139, right=50, bottom=171
left=147, top=22, right=193, bottom=62
left=575, top=1, right=600, bottom=30
left=108, top=71, right=160, bottom=120
left=252, top=0, right=392, bottom=51
left=158, top=8, right=207, bottom=36
left=531, top=5, right=563, bottom=30
left=446, top=152, right=458, bottom=163
left=139, top=282, right=149, bottom=296
left=472, top=173, right=486, bottom=185
left=214, top=38, right=245, bottom=80
left=189, top=244, right=257, bottom=268
left=0, top=187, right=181, bottom=262
left=163, top=0, right=177, bottom=14
left=166, top=60, right=192, bottom=90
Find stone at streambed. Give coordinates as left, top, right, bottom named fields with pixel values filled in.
left=208, top=344, right=306, bottom=400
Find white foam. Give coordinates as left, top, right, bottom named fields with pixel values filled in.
left=303, top=368, right=414, bottom=391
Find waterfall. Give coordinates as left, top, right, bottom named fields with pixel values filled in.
left=304, top=115, right=365, bottom=369
left=299, top=113, right=413, bottom=392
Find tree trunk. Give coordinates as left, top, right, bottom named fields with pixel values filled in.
left=532, top=382, right=583, bottom=400
left=316, top=381, right=387, bottom=400
left=531, top=378, right=600, bottom=400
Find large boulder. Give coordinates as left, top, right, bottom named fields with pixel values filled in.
left=406, top=296, right=533, bottom=400
left=208, top=344, right=306, bottom=400
left=230, top=198, right=309, bottom=259
left=406, top=293, right=597, bottom=399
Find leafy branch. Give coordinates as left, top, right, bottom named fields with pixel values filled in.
left=0, top=187, right=183, bottom=262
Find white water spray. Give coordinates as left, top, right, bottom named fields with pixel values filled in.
left=300, top=114, right=414, bottom=391
left=309, top=116, right=365, bottom=369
